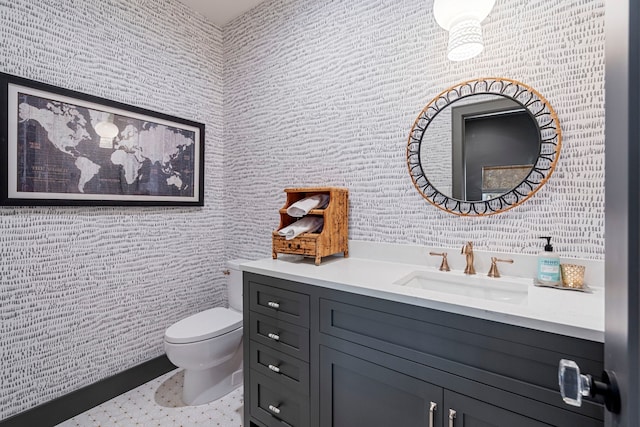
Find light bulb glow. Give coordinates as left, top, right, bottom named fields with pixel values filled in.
left=95, top=121, right=119, bottom=148
left=95, top=121, right=119, bottom=138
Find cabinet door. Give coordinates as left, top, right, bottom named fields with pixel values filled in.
left=444, top=390, right=549, bottom=427
left=320, top=346, right=443, bottom=427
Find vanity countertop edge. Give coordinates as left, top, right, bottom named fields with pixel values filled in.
left=240, top=255, right=605, bottom=343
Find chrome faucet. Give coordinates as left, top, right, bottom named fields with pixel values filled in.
left=461, top=241, right=476, bottom=275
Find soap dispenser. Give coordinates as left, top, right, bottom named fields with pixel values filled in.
left=537, top=236, right=561, bottom=285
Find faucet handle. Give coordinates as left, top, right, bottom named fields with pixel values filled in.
left=487, top=257, right=514, bottom=278
left=429, top=252, right=450, bottom=271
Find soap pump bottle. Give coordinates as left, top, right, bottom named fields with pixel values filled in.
left=537, top=236, right=561, bottom=285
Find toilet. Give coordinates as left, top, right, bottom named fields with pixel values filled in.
left=164, top=259, right=246, bottom=405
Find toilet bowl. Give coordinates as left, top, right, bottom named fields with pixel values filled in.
left=164, top=259, right=247, bottom=405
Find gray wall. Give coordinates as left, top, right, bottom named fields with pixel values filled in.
left=0, top=0, right=224, bottom=419
left=0, top=0, right=607, bottom=420
left=224, top=0, right=606, bottom=260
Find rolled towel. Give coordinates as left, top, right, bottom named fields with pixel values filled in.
left=278, top=217, right=324, bottom=240
left=286, top=194, right=329, bottom=218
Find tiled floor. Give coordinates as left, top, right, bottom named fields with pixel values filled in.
left=56, top=369, right=244, bottom=427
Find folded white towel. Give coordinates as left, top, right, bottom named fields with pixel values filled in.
left=286, top=194, right=330, bottom=218
left=278, top=216, right=324, bottom=240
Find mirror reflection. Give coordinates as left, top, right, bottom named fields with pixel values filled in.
left=420, top=95, right=541, bottom=202
left=407, top=78, right=561, bottom=216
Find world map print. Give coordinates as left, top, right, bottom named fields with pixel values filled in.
left=15, top=92, right=197, bottom=199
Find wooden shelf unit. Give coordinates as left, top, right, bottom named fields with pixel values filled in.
left=272, top=187, right=349, bottom=265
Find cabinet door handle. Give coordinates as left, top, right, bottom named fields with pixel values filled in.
left=448, top=409, right=456, bottom=427
left=267, top=301, right=280, bottom=309
left=268, top=364, right=281, bottom=373
left=428, top=402, right=437, bottom=427
left=268, top=404, right=281, bottom=415
left=267, top=332, right=280, bottom=341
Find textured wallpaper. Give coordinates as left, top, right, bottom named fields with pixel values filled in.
left=0, top=0, right=606, bottom=420
left=223, top=0, right=606, bottom=261
left=0, top=0, right=224, bottom=419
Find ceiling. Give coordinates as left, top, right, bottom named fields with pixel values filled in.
left=178, top=0, right=266, bottom=27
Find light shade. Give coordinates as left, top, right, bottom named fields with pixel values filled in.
left=433, top=0, right=495, bottom=61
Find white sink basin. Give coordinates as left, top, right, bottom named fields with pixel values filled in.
left=393, top=270, right=529, bottom=304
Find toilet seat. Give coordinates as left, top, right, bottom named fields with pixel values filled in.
left=165, top=307, right=242, bottom=344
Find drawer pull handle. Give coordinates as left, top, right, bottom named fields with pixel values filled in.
left=428, top=401, right=437, bottom=427
left=267, top=301, right=280, bottom=309
left=268, top=364, right=281, bottom=373
left=448, top=409, right=456, bottom=427
left=268, top=404, right=281, bottom=415
left=268, top=332, right=280, bottom=341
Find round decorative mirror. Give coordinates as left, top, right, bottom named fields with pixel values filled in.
left=407, top=77, right=561, bottom=216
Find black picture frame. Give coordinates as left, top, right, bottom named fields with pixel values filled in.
left=0, top=72, right=205, bottom=207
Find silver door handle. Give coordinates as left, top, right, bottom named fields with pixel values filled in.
left=448, top=408, right=456, bottom=427
left=267, top=332, right=280, bottom=341
left=428, top=401, right=437, bottom=427
left=268, top=404, right=281, bottom=414
left=268, top=364, right=281, bottom=373
left=267, top=301, right=280, bottom=309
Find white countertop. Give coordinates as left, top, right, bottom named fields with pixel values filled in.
left=240, top=244, right=604, bottom=342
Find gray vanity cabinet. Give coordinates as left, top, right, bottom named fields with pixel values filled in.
left=246, top=281, right=311, bottom=427
left=243, top=272, right=604, bottom=427
left=443, top=391, right=549, bottom=427
left=442, top=390, right=552, bottom=427
left=319, top=342, right=547, bottom=427
left=319, top=346, right=444, bottom=427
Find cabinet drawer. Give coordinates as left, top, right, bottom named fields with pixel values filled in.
left=251, top=370, right=310, bottom=427
left=250, top=312, right=309, bottom=361
left=250, top=341, right=309, bottom=395
left=272, top=234, right=317, bottom=256
left=249, top=281, right=310, bottom=326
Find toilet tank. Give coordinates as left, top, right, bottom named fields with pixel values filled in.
left=226, top=259, right=248, bottom=312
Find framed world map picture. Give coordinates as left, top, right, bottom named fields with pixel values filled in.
left=0, top=73, right=205, bottom=206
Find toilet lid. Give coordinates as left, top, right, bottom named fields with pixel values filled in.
left=165, top=307, right=242, bottom=344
